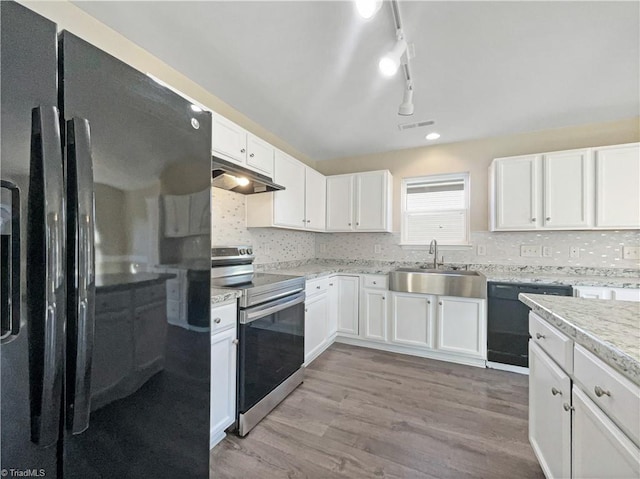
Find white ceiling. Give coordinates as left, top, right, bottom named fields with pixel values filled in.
left=72, top=1, right=639, bottom=161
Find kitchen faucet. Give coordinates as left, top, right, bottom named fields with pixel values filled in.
left=429, top=239, right=444, bottom=269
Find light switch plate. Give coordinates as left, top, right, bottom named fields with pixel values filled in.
left=542, top=246, right=552, bottom=257
left=623, top=246, right=640, bottom=260
left=520, top=245, right=541, bottom=257
left=570, top=246, right=580, bottom=258
left=477, top=245, right=486, bottom=256
left=374, top=244, right=382, bottom=254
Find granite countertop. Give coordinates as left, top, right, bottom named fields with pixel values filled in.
left=519, top=293, right=640, bottom=385
left=261, top=261, right=639, bottom=288
left=158, top=259, right=211, bottom=271
left=96, top=273, right=176, bottom=292
left=211, top=287, right=242, bottom=305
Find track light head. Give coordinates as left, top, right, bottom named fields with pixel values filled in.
left=398, top=83, right=414, bottom=116
left=378, top=38, right=407, bottom=77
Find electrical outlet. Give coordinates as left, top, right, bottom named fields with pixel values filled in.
left=374, top=244, right=382, bottom=254
left=542, top=246, right=552, bottom=257
left=477, top=245, right=486, bottom=256
left=570, top=246, right=580, bottom=258
left=520, top=245, right=541, bottom=257
left=623, top=246, right=640, bottom=260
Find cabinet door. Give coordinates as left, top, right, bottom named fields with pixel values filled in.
left=611, top=288, right=640, bottom=302
left=163, top=194, right=191, bottom=237
left=305, top=292, right=328, bottom=364
left=391, top=292, right=435, bottom=348
left=572, top=386, right=640, bottom=479
left=210, top=326, right=237, bottom=445
left=436, top=297, right=485, bottom=358
left=273, top=151, right=306, bottom=228
left=355, top=171, right=389, bottom=231
left=305, top=167, right=326, bottom=231
left=529, top=341, right=571, bottom=479
left=493, top=156, right=539, bottom=230
left=361, top=289, right=388, bottom=341
left=188, top=188, right=210, bottom=235
left=543, top=149, right=592, bottom=229
left=212, top=114, right=246, bottom=165
left=327, top=279, right=339, bottom=337
left=574, top=286, right=612, bottom=300
left=337, top=276, right=359, bottom=335
left=326, top=175, right=354, bottom=231
left=246, top=133, right=274, bottom=176
left=595, top=144, right=640, bottom=228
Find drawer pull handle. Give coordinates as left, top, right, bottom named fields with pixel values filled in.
left=535, top=333, right=545, bottom=339
left=563, top=403, right=574, bottom=412
left=551, top=387, right=562, bottom=396
left=214, top=318, right=221, bottom=324
left=305, top=309, right=308, bottom=313
left=316, top=286, right=321, bottom=289
left=329, top=283, right=333, bottom=286
left=373, top=281, right=377, bottom=285
left=594, top=386, right=611, bottom=398
left=232, top=339, right=239, bottom=345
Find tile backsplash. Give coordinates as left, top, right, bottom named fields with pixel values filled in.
left=212, top=188, right=316, bottom=264
left=213, top=187, right=639, bottom=270
left=315, top=230, right=640, bottom=270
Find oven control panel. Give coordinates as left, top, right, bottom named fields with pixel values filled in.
left=211, top=246, right=254, bottom=265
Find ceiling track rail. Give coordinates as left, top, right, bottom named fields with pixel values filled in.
left=390, top=0, right=414, bottom=88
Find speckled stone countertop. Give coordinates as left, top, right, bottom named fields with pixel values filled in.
left=211, top=288, right=241, bottom=305
left=519, top=293, right=640, bottom=385
left=260, top=261, right=639, bottom=288
left=96, top=273, right=176, bottom=292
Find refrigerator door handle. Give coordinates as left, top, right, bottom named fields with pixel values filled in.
left=66, top=118, right=95, bottom=435
left=28, top=106, right=65, bottom=447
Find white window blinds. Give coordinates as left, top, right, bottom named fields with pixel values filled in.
left=401, top=174, right=470, bottom=245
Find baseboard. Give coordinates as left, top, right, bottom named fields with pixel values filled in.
left=486, top=361, right=529, bottom=375
left=334, top=336, right=487, bottom=368
left=210, top=429, right=226, bottom=450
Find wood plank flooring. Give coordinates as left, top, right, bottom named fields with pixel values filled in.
left=210, top=343, right=544, bottom=479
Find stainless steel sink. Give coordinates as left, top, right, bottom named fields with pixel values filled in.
left=389, top=268, right=487, bottom=298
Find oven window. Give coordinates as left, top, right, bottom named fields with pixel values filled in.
left=238, top=300, right=304, bottom=412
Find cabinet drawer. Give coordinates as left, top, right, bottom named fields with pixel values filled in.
left=167, top=300, right=182, bottom=319
left=362, top=274, right=388, bottom=290
left=166, top=280, right=182, bottom=300
left=306, top=277, right=330, bottom=296
left=96, top=290, right=131, bottom=313
left=211, top=302, right=237, bottom=333
left=574, top=344, right=640, bottom=446
left=134, top=283, right=166, bottom=306
left=529, top=312, right=573, bottom=372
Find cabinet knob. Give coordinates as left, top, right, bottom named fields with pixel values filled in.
left=214, top=318, right=221, bottom=324
left=329, top=283, right=334, bottom=286
left=535, top=333, right=545, bottom=340
left=348, top=222, right=351, bottom=226
left=249, top=153, right=255, bottom=158
left=551, top=387, right=562, bottom=396
left=427, top=300, right=431, bottom=304
left=232, top=339, right=239, bottom=345
left=563, top=403, right=574, bottom=412
left=305, top=308, right=308, bottom=313
left=240, top=148, right=246, bottom=153
left=373, top=281, right=377, bottom=285
left=307, top=220, right=311, bottom=223
left=439, top=301, right=443, bottom=305
left=316, top=286, right=321, bottom=289
left=531, top=218, right=536, bottom=222
left=382, top=296, right=386, bottom=300
left=594, top=386, right=611, bottom=398
left=546, top=217, right=551, bottom=221
left=356, top=222, right=360, bottom=226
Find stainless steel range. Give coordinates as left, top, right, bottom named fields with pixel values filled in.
left=211, top=246, right=305, bottom=436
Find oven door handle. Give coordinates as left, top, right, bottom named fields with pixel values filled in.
left=240, top=291, right=305, bottom=324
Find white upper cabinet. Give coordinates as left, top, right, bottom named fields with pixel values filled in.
left=490, top=143, right=638, bottom=231
left=326, top=175, right=355, bottom=231
left=326, top=170, right=392, bottom=232
left=246, top=133, right=274, bottom=176
left=273, top=150, right=306, bottom=228
left=212, top=114, right=247, bottom=165
left=163, top=194, right=191, bottom=237
left=493, top=155, right=540, bottom=230
left=594, top=143, right=640, bottom=229
left=188, top=188, right=210, bottom=236
left=543, top=149, right=592, bottom=229
left=304, top=167, right=326, bottom=231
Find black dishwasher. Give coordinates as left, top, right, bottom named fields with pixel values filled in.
left=487, top=282, right=573, bottom=367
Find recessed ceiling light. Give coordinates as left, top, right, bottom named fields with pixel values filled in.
left=355, top=0, right=382, bottom=19
left=425, top=132, right=441, bottom=141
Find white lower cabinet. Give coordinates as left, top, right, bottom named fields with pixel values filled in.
left=327, top=279, right=339, bottom=337
left=361, top=289, right=388, bottom=342
left=574, top=286, right=640, bottom=302
left=304, top=290, right=329, bottom=365
left=336, top=276, right=360, bottom=336
left=572, top=386, right=640, bottom=479
left=529, top=341, right=572, bottom=479
left=390, top=292, right=435, bottom=348
left=436, top=297, right=486, bottom=358
left=210, top=301, right=238, bottom=449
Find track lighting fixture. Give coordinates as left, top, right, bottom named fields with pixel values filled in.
left=398, top=81, right=414, bottom=116
left=355, top=0, right=383, bottom=19
left=378, top=37, right=407, bottom=77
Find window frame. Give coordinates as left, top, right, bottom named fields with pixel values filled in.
left=400, top=172, right=471, bottom=247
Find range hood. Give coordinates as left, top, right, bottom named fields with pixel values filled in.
left=212, top=157, right=285, bottom=194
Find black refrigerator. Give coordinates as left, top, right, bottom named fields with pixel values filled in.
left=1, top=2, right=212, bottom=477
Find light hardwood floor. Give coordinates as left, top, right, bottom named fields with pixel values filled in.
left=210, top=343, right=544, bottom=479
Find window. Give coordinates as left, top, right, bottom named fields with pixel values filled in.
left=400, top=173, right=470, bottom=245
